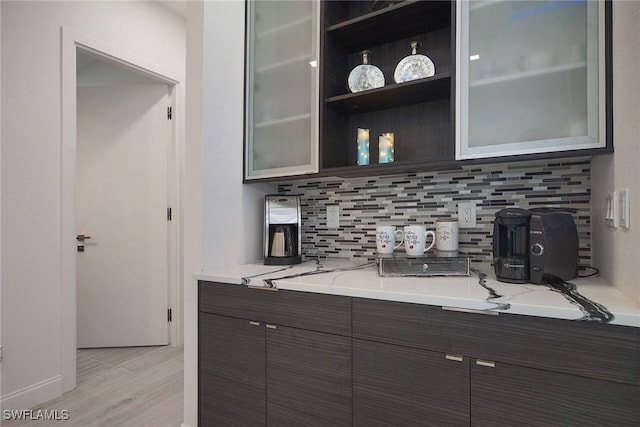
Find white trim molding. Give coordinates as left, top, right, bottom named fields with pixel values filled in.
left=1, top=376, right=62, bottom=411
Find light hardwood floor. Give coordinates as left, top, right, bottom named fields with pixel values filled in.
left=4, top=346, right=183, bottom=427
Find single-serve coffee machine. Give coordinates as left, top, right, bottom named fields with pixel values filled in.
left=264, top=195, right=302, bottom=265
left=493, top=207, right=579, bottom=284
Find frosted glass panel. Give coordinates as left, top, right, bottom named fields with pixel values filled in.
left=254, top=0, right=310, bottom=32
left=246, top=0, right=319, bottom=178
left=253, top=117, right=312, bottom=170
left=457, top=0, right=603, bottom=159
left=255, top=14, right=313, bottom=69
left=254, top=60, right=312, bottom=123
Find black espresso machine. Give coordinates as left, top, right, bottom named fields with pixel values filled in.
left=493, top=208, right=579, bottom=284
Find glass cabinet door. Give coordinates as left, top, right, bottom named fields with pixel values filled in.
left=245, top=0, right=319, bottom=180
left=456, top=0, right=605, bottom=160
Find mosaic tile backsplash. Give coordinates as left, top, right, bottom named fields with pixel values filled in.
left=277, top=158, right=592, bottom=268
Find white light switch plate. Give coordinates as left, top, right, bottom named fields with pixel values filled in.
left=619, top=189, right=630, bottom=228
left=605, top=192, right=618, bottom=228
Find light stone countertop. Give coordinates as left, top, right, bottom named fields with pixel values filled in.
left=195, top=259, right=640, bottom=328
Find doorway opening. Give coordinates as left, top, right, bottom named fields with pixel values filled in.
left=61, top=27, right=182, bottom=393
left=76, top=50, right=172, bottom=349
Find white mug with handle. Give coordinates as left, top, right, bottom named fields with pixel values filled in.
left=403, top=225, right=435, bottom=256
left=376, top=225, right=404, bottom=254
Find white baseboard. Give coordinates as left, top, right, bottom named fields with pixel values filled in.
left=0, top=375, right=62, bottom=411
left=181, top=423, right=193, bottom=427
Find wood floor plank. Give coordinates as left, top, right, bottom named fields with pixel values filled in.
left=77, top=346, right=163, bottom=367
left=122, top=346, right=183, bottom=372
left=76, top=355, right=111, bottom=385
left=3, top=346, right=183, bottom=427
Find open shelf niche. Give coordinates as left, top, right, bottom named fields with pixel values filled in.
left=320, top=0, right=456, bottom=173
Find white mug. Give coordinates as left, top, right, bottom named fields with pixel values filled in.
left=403, top=225, right=435, bottom=256
left=376, top=226, right=404, bottom=254
left=436, top=219, right=459, bottom=251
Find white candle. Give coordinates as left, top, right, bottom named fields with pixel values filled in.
left=379, top=132, right=394, bottom=163
left=357, top=128, right=370, bottom=166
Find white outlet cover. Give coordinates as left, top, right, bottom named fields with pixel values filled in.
left=458, top=202, right=477, bottom=228
left=327, top=205, right=340, bottom=228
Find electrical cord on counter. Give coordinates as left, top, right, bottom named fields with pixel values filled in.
left=541, top=273, right=614, bottom=323
left=577, top=265, right=599, bottom=278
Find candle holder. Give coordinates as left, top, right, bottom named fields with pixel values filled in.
left=357, top=128, right=370, bottom=166
left=378, top=132, right=395, bottom=163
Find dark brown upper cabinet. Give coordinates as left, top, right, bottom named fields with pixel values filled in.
left=320, top=0, right=457, bottom=175
left=455, top=0, right=613, bottom=160
left=243, top=0, right=613, bottom=181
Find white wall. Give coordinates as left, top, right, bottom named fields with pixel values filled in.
left=591, top=1, right=640, bottom=304
left=1, top=0, right=185, bottom=410
left=200, top=1, right=275, bottom=270
left=0, top=0, right=3, bottom=388
left=183, top=1, right=204, bottom=426
left=182, top=1, right=275, bottom=425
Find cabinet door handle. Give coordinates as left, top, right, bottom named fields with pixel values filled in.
left=266, top=324, right=277, bottom=330
left=247, top=284, right=278, bottom=291
left=249, top=321, right=261, bottom=326
left=442, top=306, right=499, bottom=316
left=446, top=354, right=464, bottom=362
left=476, top=359, right=496, bottom=368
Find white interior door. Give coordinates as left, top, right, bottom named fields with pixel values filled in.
left=76, top=83, right=170, bottom=348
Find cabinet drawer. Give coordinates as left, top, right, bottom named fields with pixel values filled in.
left=199, top=281, right=351, bottom=336
left=471, top=360, right=640, bottom=426
left=462, top=312, right=640, bottom=386
left=353, top=297, right=463, bottom=353
left=353, top=297, right=640, bottom=385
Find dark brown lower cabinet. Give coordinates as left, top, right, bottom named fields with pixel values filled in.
left=352, top=297, right=639, bottom=427
left=198, top=311, right=351, bottom=426
left=199, top=312, right=266, bottom=427
left=471, top=359, right=640, bottom=427
left=353, top=339, right=470, bottom=426
left=267, top=325, right=352, bottom=426
left=199, top=281, right=639, bottom=426
left=198, top=281, right=353, bottom=426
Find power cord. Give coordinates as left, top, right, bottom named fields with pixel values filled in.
left=577, top=265, right=599, bottom=278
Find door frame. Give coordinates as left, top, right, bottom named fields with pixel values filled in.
left=61, top=26, right=182, bottom=393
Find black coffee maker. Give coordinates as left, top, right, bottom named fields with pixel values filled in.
left=493, top=208, right=579, bottom=284
left=264, top=195, right=302, bottom=265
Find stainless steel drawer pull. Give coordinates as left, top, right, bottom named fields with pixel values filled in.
left=442, top=306, right=499, bottom=316
left=249, top=321, right=261, bottom=326
left=247, top=284, right=278, bottom=291
left=476, top=360, right=496, bottom=368
left=265, top=324, right=277, bottom=330
left=445, top=354, right=464, bottom=362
